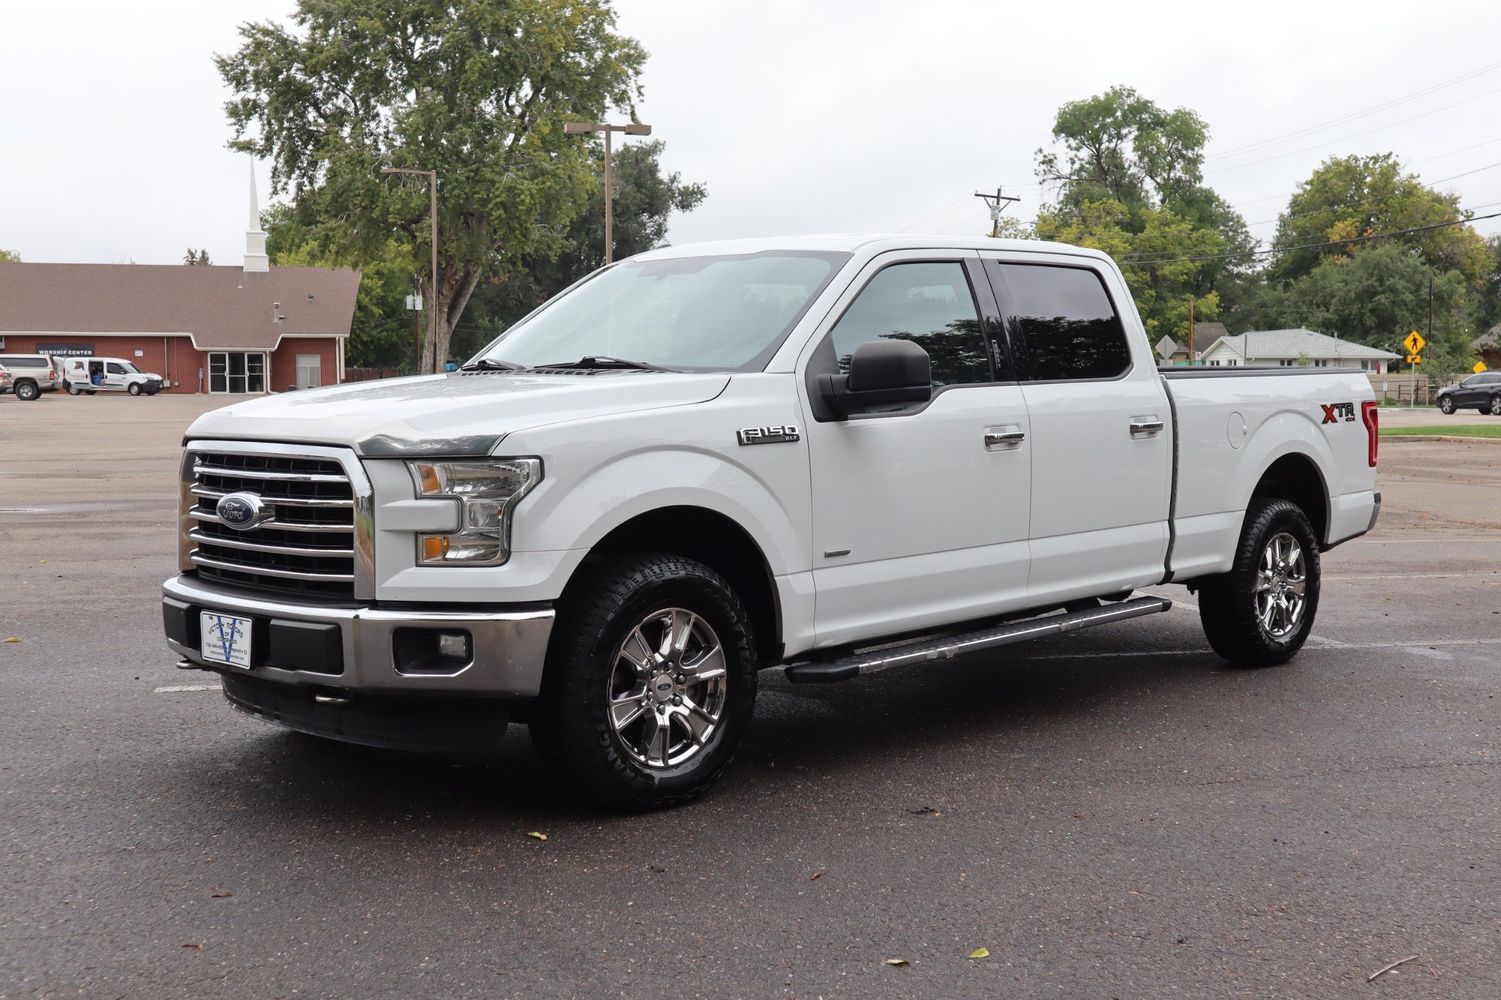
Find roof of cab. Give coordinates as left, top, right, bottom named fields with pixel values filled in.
left=631, top=233, right=1113, bottom=262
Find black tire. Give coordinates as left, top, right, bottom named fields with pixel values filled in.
left=1197, top=498, right=1321, bottom=667
left=67, top=385, right=80, bottom=396
left=14, top=380, right=39, bottom=401
left=86, top=390, right=97, bottom=396
left=128, top=382, right=142, bottom=396
left=530, top=552, right=758, bottom=810
left=1439, top=397, right=1455, bottom=414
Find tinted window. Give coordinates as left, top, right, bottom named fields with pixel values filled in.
left=992, top=263, right=1131, bottom=381
left=0, top=356, right=46, bottom=367
left=107, top=363, right=125, bottom=374
left=829, top=262, right=989, bottom=388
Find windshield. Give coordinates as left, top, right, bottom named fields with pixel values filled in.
left=121, top=361, right=141, bottom=374
left=472, top=250, right=849, bottom=372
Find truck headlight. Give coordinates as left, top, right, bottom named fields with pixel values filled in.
left=406, top=458, right=541, bottom=565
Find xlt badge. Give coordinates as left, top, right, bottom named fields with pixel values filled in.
left=737, top=424, right=801, bottom=446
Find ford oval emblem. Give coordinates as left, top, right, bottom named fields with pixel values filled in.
left=215, top=492, right=266, bottom=531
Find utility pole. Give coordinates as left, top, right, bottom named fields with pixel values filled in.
left=1426, top=273, right=1434, bottom=406
left=1188, top=297, right=1195, bottom=363
left=564, top=121, right=654, bottom=264
left=975, top=187, right=1021, bottom=238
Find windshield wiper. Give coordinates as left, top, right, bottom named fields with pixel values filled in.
left=532, top=356, right=677, bottom=372
left=458, top=358, right=527, bottom=372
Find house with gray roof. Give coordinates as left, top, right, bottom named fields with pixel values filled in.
left=1198, top=327, right=1401, bottom=373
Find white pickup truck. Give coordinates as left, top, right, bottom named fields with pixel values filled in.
left=162, top=235, right=1380, bottom=808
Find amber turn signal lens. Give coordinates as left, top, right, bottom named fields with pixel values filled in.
left=415, top=464, right=443, bottom=495
left=420, top=535, right=450, bottom=561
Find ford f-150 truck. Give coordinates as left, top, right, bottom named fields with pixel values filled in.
left=163, top=235, right=1381, bottom=809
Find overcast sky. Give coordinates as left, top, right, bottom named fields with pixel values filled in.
left=3, top=0, right=1500, bottom=266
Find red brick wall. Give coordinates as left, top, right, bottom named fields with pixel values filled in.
left=2, top=335, right=344, bottom=392
left=270, top=338, right=340, bottom=391
left=2, top=334, right=200, bottom=392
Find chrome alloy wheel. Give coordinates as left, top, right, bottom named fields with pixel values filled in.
left=607, top=608, right=729, bottom=769
left=1255, top=532, right=1308, bottom=639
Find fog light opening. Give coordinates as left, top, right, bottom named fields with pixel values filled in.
left=393, top=627, right=474, bottom=674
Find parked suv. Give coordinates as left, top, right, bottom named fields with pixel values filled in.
left=0, top=354, right=62, bottom=401
left=1436, top=371, right=1501, bottom=414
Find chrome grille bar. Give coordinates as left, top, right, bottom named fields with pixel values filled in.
left=189, top=484, right=353, bottom=508
left=188, top=529, right=354, bottom=558
left=189, top=552, right=355, bottom=583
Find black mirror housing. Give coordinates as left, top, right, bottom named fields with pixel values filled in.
left=819, top=339, right=932, bottom=416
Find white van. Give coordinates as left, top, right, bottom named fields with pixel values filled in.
left=63, top=356, right=164, bottom=396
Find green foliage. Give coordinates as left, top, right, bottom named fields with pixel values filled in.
left=264, top=202, right=418, bottom=370
left=0, top=248, right=19, bottom=263
left=458, top=139, right=706, bottom=357
left=1271, top=154, right=1490, bottom=283
left=1034, top=86, right=1253, bottom=345
left=216, top=0, right=646, bottom=370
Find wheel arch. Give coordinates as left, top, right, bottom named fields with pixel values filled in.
left=563, top=505, right=783, bottom=665
left=1249, top=451, right=1329, bottom=544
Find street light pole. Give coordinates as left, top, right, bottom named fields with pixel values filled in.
left=381, top=167, right=439, bottom=373
left=564, top=121, right=652, bottom=264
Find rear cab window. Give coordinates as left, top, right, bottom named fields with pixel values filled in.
left=982, top=261, right=1132, bottom=381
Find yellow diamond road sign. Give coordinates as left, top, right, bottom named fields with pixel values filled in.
left=1476, top=361, right=1489, bottom=374
left=1403, top=330, right=1426, bottom=355
left=1407, top=353, right=1422, bottom=365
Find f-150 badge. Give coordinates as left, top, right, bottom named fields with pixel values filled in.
left=737, top=425, right=800, bottom=445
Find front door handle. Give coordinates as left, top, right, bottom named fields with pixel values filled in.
left=984, top=427, right=1025, bottom=450
left=1129, top=417, right=1165, bottom=438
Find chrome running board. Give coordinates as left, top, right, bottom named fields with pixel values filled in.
left=783, top=596, right=1173, bottom=683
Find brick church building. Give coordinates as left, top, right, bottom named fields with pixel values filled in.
left=0, top=171, right=359, bottom=394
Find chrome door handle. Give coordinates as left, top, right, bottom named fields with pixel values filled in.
left=1129, top=417, right=1164, bottom=438
left=984, top=427, right=1026, bottom=450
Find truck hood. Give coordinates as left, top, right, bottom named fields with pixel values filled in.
left=186, top=371, right=731, bottom=457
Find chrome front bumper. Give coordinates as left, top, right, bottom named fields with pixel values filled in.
left=162, top=574, right=554, bottom=698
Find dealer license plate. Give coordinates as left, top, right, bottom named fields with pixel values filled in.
left=200, top=612, right=252, bottom=668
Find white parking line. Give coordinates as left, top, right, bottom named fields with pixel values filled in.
left=1325, top=572, right=1500, bottom=581
left=153, top=683, right=220, bottom=693
left=1025, top=637, right=1501, bottom=661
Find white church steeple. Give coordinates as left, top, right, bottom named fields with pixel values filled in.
left=243, top=159, right=269, bottom=273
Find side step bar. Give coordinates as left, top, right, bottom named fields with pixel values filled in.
left=784, top=596, right=1173, bottom=684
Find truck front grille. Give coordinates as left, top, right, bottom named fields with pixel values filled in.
left=186, top=451, right=358, bottom=600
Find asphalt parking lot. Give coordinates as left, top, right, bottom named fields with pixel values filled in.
left=2, top=391, right=1499, bottom=999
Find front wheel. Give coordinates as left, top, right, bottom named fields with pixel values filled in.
left=128, top=382, right=142, bottom=396
left=1197, top=498, right=1321, bottom=667
left=530, top=553, right=758, bottom=810
left=1439, top=397, right=1455, bottom=414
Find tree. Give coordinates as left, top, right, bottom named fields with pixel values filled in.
left=0, top=249, right=19, bottom=263
left=264, top=201, right=420, bottom=370
left=458, top=139, right=706, bottom=356
left=217, top=0, right=646, bottom=371
left=1271, top=154, right=1490, bottom=283
left=183, top=248, right=212, bottom=265
left=1034, top=87, right=1254, bottom=344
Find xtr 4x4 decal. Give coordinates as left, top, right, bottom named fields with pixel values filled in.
left=1321, top=402, right=1356, bottom=423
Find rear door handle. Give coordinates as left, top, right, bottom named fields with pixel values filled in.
left=1129, top=417, right=1164, bottom=438
left=984, top=427, right=1025, bottom=450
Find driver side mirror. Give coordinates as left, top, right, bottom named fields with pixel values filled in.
left=818, top=339, right=932, bottom=417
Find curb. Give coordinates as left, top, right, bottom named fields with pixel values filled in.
left=1380, top=435, right=1501, bottom=444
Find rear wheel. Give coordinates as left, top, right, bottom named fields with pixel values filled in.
left=1491, top=395, right=1501, bottom=416
left=14, top=380, right=39, bottom=401
left=1198, top=498, right=1321, bottom=667
left=530, top=553, right=758, bottom=810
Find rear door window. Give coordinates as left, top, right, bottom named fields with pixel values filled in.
left=985, top=262, right=1132, bottom=381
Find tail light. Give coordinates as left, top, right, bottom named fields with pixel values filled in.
left=1361, top=400, right=1378, bottom=468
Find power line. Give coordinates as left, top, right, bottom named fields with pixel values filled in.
left=1210, top=59, right=1501, bottom=159
left=1427, top=160, right=1501, bottom=185
left=1120, top=209, right=1501, bottom=266
left=1206, top=87, right=1501, bottom=174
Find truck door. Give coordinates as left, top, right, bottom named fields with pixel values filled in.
left=799, top=251, right=1032, bottom=646
left=980, top=256, right=1171, bottom=604
left=104, top=361, right=129, bottom=391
